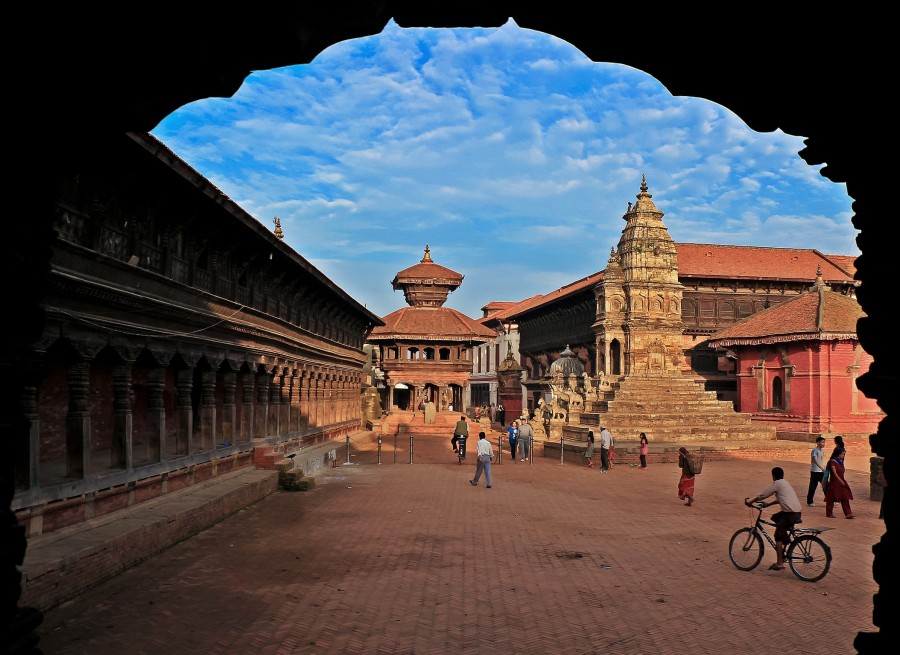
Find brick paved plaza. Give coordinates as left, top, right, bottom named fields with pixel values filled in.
left=34, top=435, right=882, bottom=654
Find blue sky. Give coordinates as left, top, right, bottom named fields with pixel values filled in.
left=151, top=19, right=857, bottom=320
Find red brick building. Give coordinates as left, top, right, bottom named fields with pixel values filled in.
left=707, top=267, right=881, bottom=439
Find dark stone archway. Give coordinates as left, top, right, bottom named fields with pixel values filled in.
left=5, top=5, right=891, bottom=653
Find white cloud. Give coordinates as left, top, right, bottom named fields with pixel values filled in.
left=152, top=22, right=857, bottom=319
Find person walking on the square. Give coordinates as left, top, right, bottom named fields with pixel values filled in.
left=807, top=436, right=826, bottom=507
left=677, top=446, right=696, bottom=506
left=507, top=420, right=519, bottom=462
left=517, top=418, right=534, bottom=461
left=639, top=432, right=649, bottom=469
left=497, top=403, right=506, bottom=427
left=584, top=430, right=595, bottom=468
left=824, top=445, right=855, bottom=519
left=599, top=426, right=612, bottom=472
left=469, top=431, right=494, bottom=488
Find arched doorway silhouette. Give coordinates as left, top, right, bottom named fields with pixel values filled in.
left=9, top=8, right=890, bottom=653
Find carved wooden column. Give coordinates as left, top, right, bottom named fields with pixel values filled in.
left=221, top=368, right=237, bottom=446
left=323, top=372, right=333, bottom=426
left=289, top=369, right=301, bottom=432
left=338, top=374, right=347, bottom=423
left=174, top=367, right=194, bottom=455
left=65, top=361, right=91, bottom=478
left=146, top=366, right=165, bottom=462
left=278, top=367, right=290, bottom=435
left=311, top=370, right=321, bottom=429
left=268, top=369, right=282, bottom=437
left=255, top=368, right=271, bottom=439
left=198, top=368, right=217, bottom=450
left=21, top=384, right=39, bottom=489
left=111, top=363, right=134, bottom=469
left=239, top=370, right=255, bottom=442
left=299, top=369, right=310, bottom=431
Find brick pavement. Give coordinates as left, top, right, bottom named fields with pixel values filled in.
left=33, top=433, right=882, bottom=655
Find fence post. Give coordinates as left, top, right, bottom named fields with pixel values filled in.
left=377, top=435, right=382, bottom=464
left=560, top=432, right=564, bottom=465
left=346, top=435, right=351, bottom=464
left=409, top=434, right=414, bottom=464
left=497, top=436, right=502, bottom=464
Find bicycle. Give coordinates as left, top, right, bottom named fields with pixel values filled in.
left=456, top=434, right=468, bottom=464
left=729, top=499, right=833, bottom=582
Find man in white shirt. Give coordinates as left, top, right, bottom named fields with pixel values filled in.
left=806, top=436, right=826, bottom=507
left=746, top=467, right=802, bottom=571
left=468, top=431, right=495, bottom=488
left=599, top=426, right=612, bottom=473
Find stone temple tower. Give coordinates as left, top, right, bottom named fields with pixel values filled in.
left=597, top=175, right=684, bottom=377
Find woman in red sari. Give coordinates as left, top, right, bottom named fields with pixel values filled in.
left=677, top=446, right=695, bottom=506
left=825, top=446, right=854, bottom=519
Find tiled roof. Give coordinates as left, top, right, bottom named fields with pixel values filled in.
left=392, top=260, right=463, bottom=286
left=479, top=295, right=545, bottom=326
left=369, top=306, right=495, bottom=342
left=708, top=284, right=864, bottom=347
left=505, top=273, right=604, bottom=319
left=481, top=301, right=517, bottom=312
left=503, top=245, right=858, bottom=321
left=821, top=254, right=858, bottom=278
left=675, top=244, right=857, bottom=284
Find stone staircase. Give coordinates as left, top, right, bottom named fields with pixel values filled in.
left=371, top=411, right=472, bottom=436
left=568, top=375, right=776, bottom=443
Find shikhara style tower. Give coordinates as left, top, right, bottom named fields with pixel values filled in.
left=594, top=175, right=685, bottom=377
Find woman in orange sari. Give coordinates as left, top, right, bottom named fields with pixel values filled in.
left=677, top=446, right=695, bottom=506
left=825, top=446, right=854, bottom=519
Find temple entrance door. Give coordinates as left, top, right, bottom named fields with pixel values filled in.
left=610, top=339, right=621, bottom=375
left=449, top=384, right=463, bottom=412
left=423, top=383, right=440, bottom=405
left=393, top=384, right=410, bottom=411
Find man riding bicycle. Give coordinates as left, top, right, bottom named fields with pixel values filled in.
left=452, top=415, right=469, bottom=458
left=746, top=466, right=802, bottom=571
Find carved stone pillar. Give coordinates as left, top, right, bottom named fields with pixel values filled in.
left=111, top=363, right=133, bottom=469
left=255, top=369, right=271, bottom=439
left=239, top=370, right=255, bottom=442
left=221, top=369, right=237, bottom=446
left=146, top=366, right=165, bottom=462
left=21, top=384, right=39, bottom=489
left=65, top=361, right=91, bottom=478
left=175, top=367, right=194, bottom=455
left=199, top=369, right=217, bottom=450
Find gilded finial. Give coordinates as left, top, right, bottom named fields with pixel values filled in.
left=421, top=244, right=433, bottom=263
left=273, top=216, right=284, bottom=240
left=640, top=173, right=648, bottom=193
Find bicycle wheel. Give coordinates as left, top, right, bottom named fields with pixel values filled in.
left=729, top=527, right=764, bottom=571
left=786, top=535, right=831, bottom=582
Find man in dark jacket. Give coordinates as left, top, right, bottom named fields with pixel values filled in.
left=451, top=415, right=469, bottom=457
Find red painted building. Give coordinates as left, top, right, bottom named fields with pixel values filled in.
left=707, top=268, right=882, bottom=439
